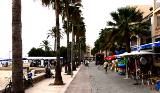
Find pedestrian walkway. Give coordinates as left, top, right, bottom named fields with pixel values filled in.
left=65, top=65, right=91, bottom=93
left=64, top=62, right=156, bottom=93
left=25, top=66, right=81, bottom=93
left=88, top=62, right=158, bottom=93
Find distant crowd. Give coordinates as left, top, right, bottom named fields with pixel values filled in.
left=0, top=61, right=9, bottom=67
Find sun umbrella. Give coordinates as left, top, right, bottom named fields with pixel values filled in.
left=119, top=52, right=130, bottom=56
left=104, top=55, right=115, bottom=60
left=129, top=50, right=155, bottom=55
left=119, top=50, right=159, bottom=56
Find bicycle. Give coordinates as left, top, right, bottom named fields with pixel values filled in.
left=4, top=77, right=12, bottom=93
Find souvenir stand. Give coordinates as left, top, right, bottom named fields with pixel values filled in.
left=117, top=58, right=126, bottom=75
left=104, top=55, right=116, bottom=68
left=119, top=52, right=130, bottom=78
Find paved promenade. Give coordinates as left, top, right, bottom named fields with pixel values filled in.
left=64, top=62, right=159, bottom=93
left=25, top=66, right=81, bottom=93
left=88, top=62, right=158, bottom=93
left=65, top=65, right=91, bottom=93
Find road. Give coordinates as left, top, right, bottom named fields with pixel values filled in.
left=65, top=61, right=156, bottom=93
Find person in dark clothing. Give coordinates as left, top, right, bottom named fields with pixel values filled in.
left=45, top=65, right=52, bottom=78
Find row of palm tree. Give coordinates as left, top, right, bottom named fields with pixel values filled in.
left=60, top=0, right=86, bottom=73
left=91, top=6, right=151, bottom=56
left=12, top=0, right=86, bottom=92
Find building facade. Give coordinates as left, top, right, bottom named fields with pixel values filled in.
left=84, top=45, right=92, bottom=59
left=153, top=0, right=160, bottom=42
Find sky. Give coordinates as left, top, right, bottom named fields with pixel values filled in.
left=0, top=0, right=153, bottom=59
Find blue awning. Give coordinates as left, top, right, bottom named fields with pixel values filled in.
left=145, top=43, right=153, bottom=48
left=153, top=41, right=160, bottom=47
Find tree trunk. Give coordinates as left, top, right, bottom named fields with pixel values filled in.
left=72, top=32, right=76, bottom=71
left=54, top=0, right=63, bottom=85
left=65, top=1, right=71, bottom=75
left=66, top=24, right=72, bottom=74
left=54, top=36, right=57, bottom=51
left=67, top=42, right=72, bottom=75
left=125, top=28, right=131, bottom=53
left=12, top=0, right=24, bottom=93
left=75, top=36, right=80, bottom=67
left=66, top=25, right=71, bottom=74
left=78, top=37, right=81, bottom=66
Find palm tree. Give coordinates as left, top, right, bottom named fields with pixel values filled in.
left=41, top=0, right=63, bottom=85
left=107, top=6, right=150, bottom=53
left=61, top=0, right=72, bottom=75
left=79, top=36, right=86, bottom=61
left=47, top=27, right=57, bottom=51
left=69, top=4, right=82, bottom=70
left=40, top=40, right=51, bottom=51
left=75, top=18, right=85, bottom=66
left=47, top=26, right=63, bottom=51
left=12, top=0, right=24, bottom=92
left=62, top=21, right=72, bottom=74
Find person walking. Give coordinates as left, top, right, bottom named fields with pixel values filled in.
left=103, top=62, right=108, bottom=72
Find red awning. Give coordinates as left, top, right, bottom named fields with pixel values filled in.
left=104, top=55, right=115, bottom=60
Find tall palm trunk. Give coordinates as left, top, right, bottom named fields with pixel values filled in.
left=126, top=35, right=131, bottom=52
left=54, top=36, right=57, bottom=51
left=66, top=1, right=71, bottom=75
left=67, top=25, right=71, bottom=74
left=77, top=37, right=81, bottom=66
left=54, top=0, right=63, bottom=85
left=12, top=0, right=24, bottom=93
left=125, top=27, right=131, bottom=53
left=72, top=30, right=76, bottom=71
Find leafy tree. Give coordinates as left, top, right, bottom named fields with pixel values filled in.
left=91, top=47, right=98, bottom=56
left=28, top=47, right=56, bottom=57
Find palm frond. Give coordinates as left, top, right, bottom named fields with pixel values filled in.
left=110, top=12, right=119, bottom=22
left=107, top=21, right=116, bottom=26
left=41, top=0, right=54, bottom=6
